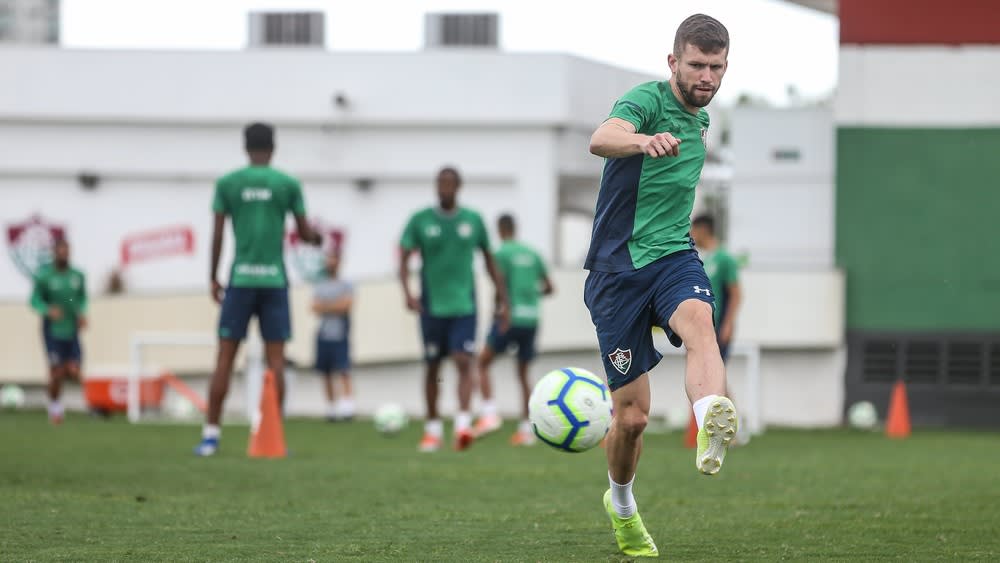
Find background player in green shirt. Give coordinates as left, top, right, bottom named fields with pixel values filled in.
left=585, top=14, right=736, bottom=557
left=195, top=123, right=320, bottom=456
left=399, top=166, right=509, bottom=452
left=691, top=214, right=742, bottom=362
left=474, top=214, right=553, bottom=446
left=30, top=238, right=86, bottom=425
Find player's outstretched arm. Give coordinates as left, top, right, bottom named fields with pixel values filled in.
left=398, top=248, right=421, bottom=313
left=209, top=212, right=225, bottom=303
left=589, top=117, right=681, bottom=159
left=483, top=251, right=510, bottom=330
left=294, top=214, right=322, bottom=246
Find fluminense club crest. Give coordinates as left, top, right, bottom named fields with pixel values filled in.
left=6, top=215, right=65, bottom=280
left=608, top=348, right=632, bottom=376
left=287, top=220, right=345, bottom=283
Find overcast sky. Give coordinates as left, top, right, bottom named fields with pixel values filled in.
left=61, top=0, right=839, bottom=106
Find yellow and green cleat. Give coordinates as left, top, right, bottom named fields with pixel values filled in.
left=696, top=396, right=738, bottom=475
left=603, top=489, right=659, bottom=558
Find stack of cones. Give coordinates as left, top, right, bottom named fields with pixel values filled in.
left=247, top=370, right=287, bottom=458
left=885, top=379, right=911, bottom=439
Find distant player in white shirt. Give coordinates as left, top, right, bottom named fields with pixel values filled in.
left=312, top=252, right=355, bottom=421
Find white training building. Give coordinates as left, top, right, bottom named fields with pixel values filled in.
left=0, top=44, right=844, bottom=429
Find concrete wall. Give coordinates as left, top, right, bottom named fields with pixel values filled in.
left=0, top=268, right=846, bottom=427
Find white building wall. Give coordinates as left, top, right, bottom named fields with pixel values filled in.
left=729, top=107, right=835, bottom=269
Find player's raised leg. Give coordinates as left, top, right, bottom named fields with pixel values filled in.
left=420, top=359, right=444, bottom=451
left=604, top=373, right=658, bottom=557
left=198, top=338, right=239, bottom=456
left=46, top=363, right=65, bottom=424
left=452, top=349, right=476, bottom=450
left=509, top=359, right=535, bottom=445
left=670, top=299, right=737, bottom=475
left=474, top=337, right=502, bottom=437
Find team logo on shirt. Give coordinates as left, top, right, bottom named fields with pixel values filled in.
left=608, top=348, right=632, bottom=376
left=5, top=215, right=65, bottom=280
left=457, top=222, right=473, bottom=238
left=701, top=128, right=708, bottom=149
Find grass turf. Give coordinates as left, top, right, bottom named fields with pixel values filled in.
left=1, top=412, right=998, bottom=561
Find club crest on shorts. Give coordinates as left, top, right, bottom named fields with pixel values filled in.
left=608, top=348, right=632, bottom=376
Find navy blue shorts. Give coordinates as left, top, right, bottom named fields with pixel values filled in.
left=420, top=313, right=476, bottom=362
left=315, top=337, right=350, bottom=374
left=44, top=331, right=82, bottom=367
left=486, top=323, right=538, bottom=363
left=584, top=250, right=715, bottom=391
left=218, top=286, right=291, bottom=342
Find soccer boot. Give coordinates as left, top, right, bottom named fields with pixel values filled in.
left=603, top=489, right=659, bottom=557
left=418, top=433, right=442, bottom=453
left=454, top=429, right=475, bottom=451
left=509, top=430, right=537, bottom=446
left=473, top=414, right=503, bottom=437
left=696, top=396, right=738, bottom=475
left=194, top=437, right=219, bottom=457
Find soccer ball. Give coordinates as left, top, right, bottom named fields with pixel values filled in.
left=529, top=367, right=612, bottom=452
left=1, top=384, right=26, bottom=409
left=373, top=403, right=408, bottom=435
left=847, top=400, right=878, bottom=430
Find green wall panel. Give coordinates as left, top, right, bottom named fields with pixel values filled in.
left=836, top=128, right=1000, bottom=330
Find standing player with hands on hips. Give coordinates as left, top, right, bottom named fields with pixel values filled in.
left=584, top=14, right=737, bottom=558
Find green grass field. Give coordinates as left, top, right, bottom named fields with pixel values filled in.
left=1, top=412, right=998, bottom=562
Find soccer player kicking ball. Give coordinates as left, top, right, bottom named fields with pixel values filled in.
left=399, top=167, right=509, bottom=452
left=195, top=123, right=320, bottom=456
left=585, top=14, right=736, bottom=557
left=474, top=214, right=554, bottom=445
left=30, top=238, right=87, bottom=425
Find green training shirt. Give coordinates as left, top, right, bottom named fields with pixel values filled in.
left=494, top=240, right=548, bottom=327
left=212, top=165, right=306, bottom=288
left=400, top=207, right=489, bottom=317
left=702, top=247, right=739, bottom=325
left=585, top=81, right=710, bottom=272
left=31, top=264, right=87, bottom=340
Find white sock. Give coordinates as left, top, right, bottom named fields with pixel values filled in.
left=202, top=424, right=221, bottom=440
left=609, top=472, right=637, bottom=519
left=518, top=419, right=533, bottom=435
left=326, top=402, right=339, bottom=418
left=425, top=418, right=444, bottom=438
left=480, top=400, right=497, bottom=417
left=339, top=398, right=355, bottom=417
left=48, top=400, right=63, bottom=417
left=692, top=395, right=720, bottom=431
left=455, top=411, right=472, bottom=433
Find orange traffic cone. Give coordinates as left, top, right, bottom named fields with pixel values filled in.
left=684, top=412, right=698, bottom=448
left=247, top=370, right=287, bottom=458
left=885, top=379, right=911, bottom=439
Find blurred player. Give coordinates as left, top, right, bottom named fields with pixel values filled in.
left=690, top=215, right=741, bottom=362
left=312, top=251, right=355, bottom=421
left=399, top=166, right=509, bottom=452
left=691, top=213, right=748, bottom=445
left=474, top=214, right=554, bottom=445
left=29, top=238, right=86, bottom=425
left=195, top=122, right=320, bottom=456
left=585, top=14, right=735, bottom=557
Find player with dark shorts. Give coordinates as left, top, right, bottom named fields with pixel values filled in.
left=585, top=14, right=738, bottom=557
left=399, top=166, right=509, bottom=452
left=691, top=214, right=741, bottom=362
left=30, top=238, right=87, bottom=425
left=195, top=122, right=320, bottom=456
left=473, top=214, right=553, bottom=445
